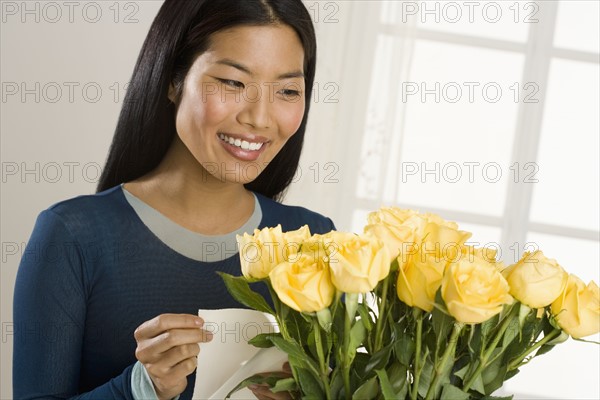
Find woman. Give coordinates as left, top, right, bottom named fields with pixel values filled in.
left=13, top=0, right=334, bottom=399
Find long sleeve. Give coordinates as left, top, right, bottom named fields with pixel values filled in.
left=13, top=209, right=135, bottom=399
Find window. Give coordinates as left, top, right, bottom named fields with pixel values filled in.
left=334, top=2, right=599, bottom=398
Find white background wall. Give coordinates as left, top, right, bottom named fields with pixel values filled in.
left=1, top=1, right=598, bottom=398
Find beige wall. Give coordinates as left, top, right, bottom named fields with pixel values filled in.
left=0, top=2, right=347, bottom=395
left=1, top=2, right=161, bottom=395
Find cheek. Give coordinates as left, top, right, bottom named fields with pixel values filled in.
left=195, top=92, right=232, bottom=130
left=278, top=102, right=306, bottom=138
left=176, top=89, right=232, bottom=139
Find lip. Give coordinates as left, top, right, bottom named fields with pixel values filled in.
left=217, top=132, right=269, bottom=162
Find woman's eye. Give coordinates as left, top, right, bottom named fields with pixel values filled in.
left=279, top=89, right=302, bottom=99
left=218, top=78, right=244, bottom=89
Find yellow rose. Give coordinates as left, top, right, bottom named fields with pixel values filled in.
left=442, top=259, right=513, bottom=324
left=237, top=225, right=286, bottom=279
left=502, top=251, right=568, bottom=308
left=551, top=275, right=600, bottom=339
left=269, top=252, right=334, bottom=313
left=397, top=253, right=446, bottom=312
left=418, top=220, right=472, bottom=264
left=364, top=208, right=419, bottom=258
left=323, top=232, right=390, bottom=293
left=395, top=222, right=472, bottom=310
left=281, top=225, right=311, bottom=261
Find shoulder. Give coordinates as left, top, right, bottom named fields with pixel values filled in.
left=255, top=193, right=336, bottom=235
left=35, top=185, right=131, bottom=236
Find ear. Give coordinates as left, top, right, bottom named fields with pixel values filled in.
left=167, top=83, right=176, bottom=103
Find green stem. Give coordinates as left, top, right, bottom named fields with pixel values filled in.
left=410, top=309, right=423, bottom=400
left=462, top=307, right=516, bottom=392
left=507, top=328, right=561, bottom=371
left=343, top=310, right=352, bottom=400
left=374, top=277, right=390, bottom=352
left=425, top=322, right=465, bottom=400
left=313, top=318, right=332, bottom=400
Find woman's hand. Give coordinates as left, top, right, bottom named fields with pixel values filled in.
left=134, top=313, right=213, bottom=400
left=249, top=362, right=294, bottom=400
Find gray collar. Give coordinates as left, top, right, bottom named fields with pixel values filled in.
left=121, top=184, right=262, bottom=262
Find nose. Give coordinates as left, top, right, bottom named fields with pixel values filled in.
left=237, top=87, right=273, bottom=130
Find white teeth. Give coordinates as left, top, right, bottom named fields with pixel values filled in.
left=219, top=133, right=264, bottom=151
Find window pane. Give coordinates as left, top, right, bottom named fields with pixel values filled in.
left=351, top=209, right=372, bottom=234
left=554, top=0, right=600, bottom=53
left=357, top=34, right=400, bottom=200
left=530, top=60, right=600, bottom=231
left=415, top=1, right=529, bottom=43
left=396, top=40, right=523, bottom=216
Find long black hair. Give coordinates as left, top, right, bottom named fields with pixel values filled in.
left=96, top=0, right=317, bottom=201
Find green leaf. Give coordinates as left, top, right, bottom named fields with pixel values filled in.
left=454, top=363, right=471, bottom=380
left=387, top=362, right=408, bottom=399
left=269, top=335, right=322, bottom=379
left=351, top=376, right=378, bottom=400
left=347, top=319, right=367, bottom=365
left=417, top=358, right=434, bottom=398
left=317, top=308, right=333, bottom=332
left=481, top=314, right=500, bottom=340
left=375, top=369, right=397, bottom=399
left=545, top=330, right=569, bottom=345
left=224, top=373, right=280, bottom=398
left=389, top=257, right=400, bottom=272
left=307, top=329, right=319, bottom=360
left=394, top=333, right=416, bottom=367
left=502, top=315, right=520, bottom=349
left=217, top=272, right=274, bottom=314
left=329, top=369, right=344, bottom=399
left=248, top=332, right=278, bottom=348
left=353, top=352, right=371, bottom=379
left=271, top=377, right=298, bottom=393
left=534, top=343, right=555, bottom=357
left=365, top=342, right=394, bottom=376
left=440, top=384, right=470, bottom=400
left=482, top=353, right=507, bottom=395
left=468, top=324, right=483, bottom=356
left=296, top=366, right=324, bottom=398
left=504, top=368, right=519, bottom=381
left=480, top=395, right=514, bottom=400
left=357, top=302, right=374, bottom=331
left=469, top=371, right=485, bottom=395
left=432, top=292, right=453, bottom=353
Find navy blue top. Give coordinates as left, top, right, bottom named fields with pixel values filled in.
left=13, top=185, right=335, bottom=399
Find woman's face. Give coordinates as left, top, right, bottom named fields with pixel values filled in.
left=171, top=24, right=306, bottom=184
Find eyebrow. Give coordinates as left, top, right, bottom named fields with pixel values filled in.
left=215, top=58, right=305, bottom=80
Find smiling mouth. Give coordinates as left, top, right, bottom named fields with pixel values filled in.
left=218, top=133, right=265, bottom=151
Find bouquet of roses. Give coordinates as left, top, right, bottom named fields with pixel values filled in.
left=219, top=207, right=599, bottom=399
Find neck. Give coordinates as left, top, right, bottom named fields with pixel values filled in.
left=124, top=137, right=255, bottom=235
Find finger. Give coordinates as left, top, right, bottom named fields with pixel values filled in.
left=249, top=385, right=277, bottom=400
left=135, top=313, right=204, bottom=340
left=141, top=328, right=211, bottom=357
left=168, top=354, right=199, bottom=378
left=282, top=362, right=291, bottom=374
left=157, top=342, right=201, bottom=368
